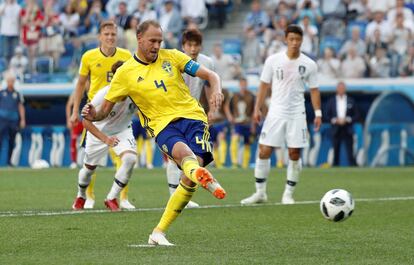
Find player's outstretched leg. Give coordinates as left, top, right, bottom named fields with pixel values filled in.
left=72, top=165, right=95, bottom=210
left=166, top=159, right=200, bottom=208
left=105, top=152, right=137, bottom=211
left=241, top=157, right=270, bottom=205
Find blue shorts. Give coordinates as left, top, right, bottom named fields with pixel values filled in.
left=156, top=119, right=213, bottom=167
left=132, top=118, right=148, bottom=140
left=234, top=124, right=253, bottom=144
left=209, top=121, right=229, bottom=143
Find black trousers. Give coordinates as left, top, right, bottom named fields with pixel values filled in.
left=331, top=125, right=356, bottom=166
left=0, top=119, right=19, bottom=165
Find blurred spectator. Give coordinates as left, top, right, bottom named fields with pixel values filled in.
left=114, top=1, right=132, bottom=31
left=59, top=3, right=80, bottom=38
left=20, top=0, right=44, bottom=71
left=389, top=12, right=412, bottom=77
left=264, top=15, right=288, bottom=48
left=399, top=44, right=414, bottom=76
left=299, top=15, right=318, bottom=56
left=244, top=0, right=270, bottom=37
left=388, top=0, right=413, bottom=27
left=294, top=0, right=322, bottom=27
left=347, top=0, right=371, bottom=21
left=38, top=2, right=65, bottom=67
left=0, top=0, right=21, bottom=62
left=265, top=31, right=286, bottom=57
left=317, top=47, right=341, bottom=79
left=242, top=27, right=261, bottom=69
left=180, top=0, right=207, bottom=26
left=133, top=0, right=157, bottom=22
left=274, top=1, right=294, bottom=22
left=84, top=0, right=107, bottom=35
left=320, top=0, right=347, bottom=19
left=338, top=26, right=366, bottom=59
left=326, top=81, right=359, bottom=166
left=205, top=0, right=229, bottom=29
left=211, top=43, right=241, bottom=81
left=0, top=71, right=25, bottom=166
left=365, top=11, right=391, bottom=42
left=367, top=0, right=394, bottom=13
left=366, top=29, right=388, bottom=60
left=125, top=17, right=138, bottom=53
left=105, top=0, right=138, bottom=18
left=340, top=46, right=366, bottom=78
left=9, top=46, right=28, bottom=80
left=159, top=0, right=182, bottom=49
left=369, top=47, right=390, bottom=78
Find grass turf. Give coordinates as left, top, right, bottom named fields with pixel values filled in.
left=0, top=167, right=413, bottom=264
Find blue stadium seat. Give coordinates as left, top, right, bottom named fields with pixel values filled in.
left=49, top=73, right=72, bottom=83
left=0, top=57, right=7, bottom=72
left=347, top=20, right=368, bottom=40
left=23, top=73, right=50, bottom=83
left=33, top=56, right=53, bottom=73
left=222, top=38, right=242, bottom=55
left=57, top=56, right=72, bottom=72
left=83, top=40, right=99, bottom=52
left=319, top=36, right=344, bottom=55
left=63, top=42, right=75, bottom=57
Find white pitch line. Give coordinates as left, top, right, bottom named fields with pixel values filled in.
left=1, top=196, right=414, bottom=218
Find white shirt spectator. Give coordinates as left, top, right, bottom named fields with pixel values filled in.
left=367, top=0, right=394, bottom=13
left=338, top=27, right=366, bottom=58
left=300, top=17, right=318, bottom=55
left=105, top=0, right=139, bottom=18
left=0, top=1, right=21, bottom=36
left=317, top=48, right=341, bottom=79
left=340, top=48, right=366, bottom=78
left=366, top=12, right=392, bottom=42
left=180, top=0, right=206, bottom=20
left=336, top=95, right=347, bottom=119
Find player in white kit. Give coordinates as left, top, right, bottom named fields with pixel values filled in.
left=241, top=25, right=322, bottom=205
left=165, top=29, right=215, bottom=208
left=72, top=61, right=138, bottom=211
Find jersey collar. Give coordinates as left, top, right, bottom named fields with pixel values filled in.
left=99, top=47, right=117, bottom=57
left=133, top=53, right=158, bottom=65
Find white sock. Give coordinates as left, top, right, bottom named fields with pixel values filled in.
left=166, top=159, right=180, bottom=195
left=254, top=158, right=270, bottom=194
left=285, top=159, right=302, bottom=194
left=77, top=165, right=94, bottom=198
left=107, top=153, right=137, bottom=200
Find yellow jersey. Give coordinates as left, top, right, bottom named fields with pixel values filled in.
left=105, top=49, right=207, bottom=137
left=79, top=47, right=131, bottom=100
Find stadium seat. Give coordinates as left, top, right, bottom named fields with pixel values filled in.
left=33, top=56, right=53, bottom=73
left=319, top=36, right=344, bottom=55
left=63, top=42, right=75, bottom=57
left=83, top=40, right=99, bottom=52
left=222, top=38, right=242, bottom=55
left=0, top=57, right=7, bottom=72
left=23, top=73, right=50, bottom=83
left=57, top=56, right=72, bottom=72
left=49, top=73, right=72, bottom=83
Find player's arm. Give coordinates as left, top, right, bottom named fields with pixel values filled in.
left=70, top=74, right=88, bottom=125
left=82, top=118, right=119, bottom=147
left=254, top=81, right=271, bottom=124
left=195, top=65, right=223, bottom=113
left=310, top=87, right=322, bottom=132
left=66, top=93, right=74, bottom=129
left=81, top=99, right=115, bottom=122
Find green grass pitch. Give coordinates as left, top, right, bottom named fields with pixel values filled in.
left=0, top=167, right=413, bottom=264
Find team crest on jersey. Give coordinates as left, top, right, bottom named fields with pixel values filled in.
left=162, top=144, right=168, bottom=153
left=137, top=76, right=144, bottom=82
left=298, top=65, right=306, bottom=75
left=162, top=61, right=173, bottom=76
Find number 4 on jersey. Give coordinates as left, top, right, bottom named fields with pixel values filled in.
left=154, top=80, right=167, bottom=92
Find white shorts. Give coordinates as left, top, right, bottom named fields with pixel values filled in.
left=259, top=115, right=309, bottom=148
left=84, top=127, right=136, bottom=166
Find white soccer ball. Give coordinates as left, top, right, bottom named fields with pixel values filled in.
left=320, top=189, right=355, bottom=222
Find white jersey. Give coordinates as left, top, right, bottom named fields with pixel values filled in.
left=260, top=51, right=318, bottom=118
left=90, top=85, right=137, bottom=135
left=182, top=53, right=214, bottom=100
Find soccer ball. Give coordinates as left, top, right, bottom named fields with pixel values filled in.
left=320, top=189, right=355, bottom=222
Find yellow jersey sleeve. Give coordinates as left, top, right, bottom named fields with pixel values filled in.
left=79, top=52, right=90, bottom=76
left=104, top=67, right=129, bottom=103
left=171, top=49, right=192, bottom=72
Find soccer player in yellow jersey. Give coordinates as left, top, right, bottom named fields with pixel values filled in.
left=82, top=20, right=226, bottom=246
left=69, top=20, right=134, bottom=209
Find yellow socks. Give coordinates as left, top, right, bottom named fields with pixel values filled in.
left=219, top=139, right=227, bottom=167
left=242, top=144, right=251, bottom=169
left=156, top=180, right=196, bottom=232
left=230, top=135, right=239, bottom=167
left=181, top=156, right=201, bottom=184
